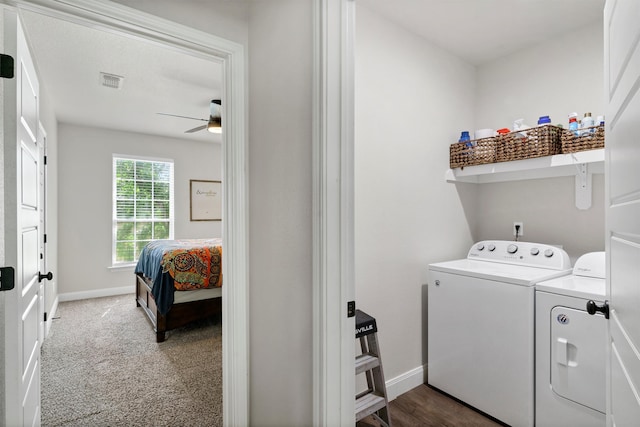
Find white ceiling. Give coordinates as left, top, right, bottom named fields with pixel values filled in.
left=19, top=1, right=605, bottom=144
left=362, top=0, right=605, bottom=65
left=21, top=9, right=222, bottom=143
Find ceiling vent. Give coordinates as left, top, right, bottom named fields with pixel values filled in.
left=100, top=72, right=123, bottom=89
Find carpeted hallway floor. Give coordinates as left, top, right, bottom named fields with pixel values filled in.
left=41, top=294, right=222, bottom=426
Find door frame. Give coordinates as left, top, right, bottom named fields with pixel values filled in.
left=312, top=0, right=356, bottom=424
left=1, top=0, right=249, bottom=425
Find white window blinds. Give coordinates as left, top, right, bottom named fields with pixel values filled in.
left=112, top=156, right=174, bottom=265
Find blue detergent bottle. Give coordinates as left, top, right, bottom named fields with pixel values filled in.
left=537, top=115, right=551, bottom=126
left=459, top=131, right=471, bottom=147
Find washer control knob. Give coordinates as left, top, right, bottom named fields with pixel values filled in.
left=544, top=249, right=554, bottom=258
left=488, top=244, right=496, bottom=252
left=507, top=244, right=518, bottom=254
left=476, top=243, right=485, bottom=251
left=530, top=247, right=540, bottom=256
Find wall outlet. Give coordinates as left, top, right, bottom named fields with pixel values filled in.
left=513, top=222, right=524, bottom=236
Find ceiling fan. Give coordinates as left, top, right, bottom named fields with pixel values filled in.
left=157, top=99, right=222, bottom=134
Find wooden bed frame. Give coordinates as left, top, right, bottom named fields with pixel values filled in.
left=135, top=273, right=222, bottom=342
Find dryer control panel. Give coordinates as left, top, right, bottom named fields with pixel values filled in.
left=468, top=240, right=570, bottom=270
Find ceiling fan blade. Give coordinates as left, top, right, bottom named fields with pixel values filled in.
left=157, top=112, right=207, bottom=121
left=185, top=124, right=207, bottom=133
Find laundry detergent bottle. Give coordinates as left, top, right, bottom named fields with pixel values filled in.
left=568, top=112, right=579, bottom=136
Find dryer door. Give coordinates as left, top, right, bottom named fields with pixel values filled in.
left=551, top=306, right=606, bottom=413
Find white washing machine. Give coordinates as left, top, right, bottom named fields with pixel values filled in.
left=535, top=252, right=607, bottom=427
left=428, top=241, right=571, bottom=427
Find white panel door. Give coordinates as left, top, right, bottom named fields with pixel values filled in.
left=2, top=10, right=42, bottom=427
left=604, top=0, right=640, bottom=425
left=38, top=124, right=47, bottom=347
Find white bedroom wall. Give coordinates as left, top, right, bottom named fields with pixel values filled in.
left=473, top=21, right=605, bottom=260
left=354, top=4, right=477, bottom=395
left=57, top=123, right=221, bottom=296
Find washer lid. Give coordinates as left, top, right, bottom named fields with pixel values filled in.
left=429, top=258, right=572, bottom=286
left=573, top=252, right=605, bottom=279
left=536, top=275, right=605, bottom=300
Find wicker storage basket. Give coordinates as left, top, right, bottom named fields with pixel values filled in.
left=449, top=137, right=497, bottom=169
left=561, top=125, right=605, bottom=153
left=496, top=125, right=562, bottom=163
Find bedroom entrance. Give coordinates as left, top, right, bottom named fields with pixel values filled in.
left=2, top=1, right=248, bottom=425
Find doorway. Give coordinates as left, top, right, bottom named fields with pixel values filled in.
left=3, top=1, right=248, bottom=425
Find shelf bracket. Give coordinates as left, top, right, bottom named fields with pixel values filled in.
left=575, top=163, right=592, bottom=210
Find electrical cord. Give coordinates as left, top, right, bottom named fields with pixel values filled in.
left=515, top=224, right=521, bottom=241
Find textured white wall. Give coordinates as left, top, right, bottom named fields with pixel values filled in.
left=474, top=21, right=605, bottom=260
left=248, top=1, right=314, bottom=424
left=57, top=124, right=221, bottom=294
left=109, top=0, right=249, bottom=46
left=475, top=22, right=605, bottom=132
left=354, top=4, right=477, bottom=385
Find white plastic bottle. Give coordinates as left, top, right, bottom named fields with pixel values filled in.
left=581, top=112, right=595, bottom=135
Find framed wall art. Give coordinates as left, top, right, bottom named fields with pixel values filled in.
left=190, top=179, right=222, bottom=221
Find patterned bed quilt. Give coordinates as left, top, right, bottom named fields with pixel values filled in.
left=135, top=238, right=222, bottom=315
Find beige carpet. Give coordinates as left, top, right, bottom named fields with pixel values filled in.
left=41, top=294, right=222, bottom=426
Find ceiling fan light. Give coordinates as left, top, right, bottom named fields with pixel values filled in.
left=207, top=116, right=222, bottom=134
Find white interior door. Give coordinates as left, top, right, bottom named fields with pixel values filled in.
left=38, top=124, right=47, bottom=347
left=604, top=0, right=640, bottom=425
left=2, top=10, right=42, bottom=426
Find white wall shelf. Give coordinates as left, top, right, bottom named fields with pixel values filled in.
left=445, top=148, right=604, bottom=209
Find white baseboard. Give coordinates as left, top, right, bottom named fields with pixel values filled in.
left=58, top=286, right=134, bottom=302
left=385, top=364, right=426, bottom=401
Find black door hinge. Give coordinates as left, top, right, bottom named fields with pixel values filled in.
left=44, top=155, right=47, bottom=165
left=1, top=54, right=14, bottom=79
left=44, top=234, right=47, bottom=244
left=0, top=267, right=15, bottom=291
left=347, top=301, right=356, bottom=318
left=44, top=312, right=48, bottom=322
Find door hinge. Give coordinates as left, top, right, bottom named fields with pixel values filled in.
left=44, top=312, right=48, bottom=322
left=44, top=234, right=47, bottom=243
left=347, top=301, right=356, bottom=318
left=0, top=267, right=16, bottom=291
left=44, top=155, right=47, bottom=165
left=1, top=54, right=15, bottom=79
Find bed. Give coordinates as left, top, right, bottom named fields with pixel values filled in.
left=134, top=238, right=223, bottom=342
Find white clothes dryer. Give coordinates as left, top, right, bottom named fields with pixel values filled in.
left=535, top=252, right=607, bottom=427
left=428, top=241, right=572, bottom=427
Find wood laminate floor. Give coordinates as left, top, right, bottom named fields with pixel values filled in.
left=356, top=384, right=504, bottom=427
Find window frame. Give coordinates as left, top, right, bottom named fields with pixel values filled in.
left=112, top=154, right=175, bottom=267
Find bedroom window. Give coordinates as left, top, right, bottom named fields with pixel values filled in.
left=112, top=156, right=174, bottom=265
